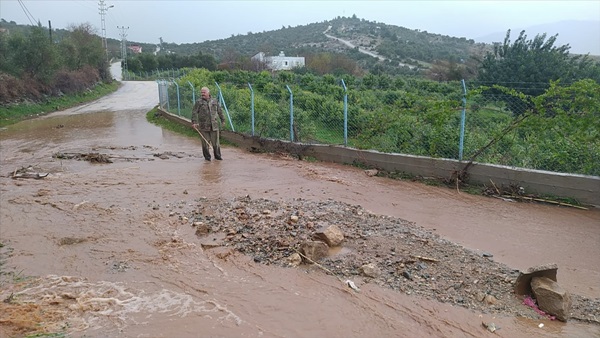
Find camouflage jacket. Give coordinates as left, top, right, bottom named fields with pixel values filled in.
left=191, top=97, right=225, bottom=131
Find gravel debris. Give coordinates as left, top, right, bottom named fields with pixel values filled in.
left=165, top=195, right=600, bottom=324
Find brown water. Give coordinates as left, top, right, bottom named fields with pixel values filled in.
left=1, top=81, right=599, bottom=337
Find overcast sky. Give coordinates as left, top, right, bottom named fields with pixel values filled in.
left=2, top=0, right=599, bottom=46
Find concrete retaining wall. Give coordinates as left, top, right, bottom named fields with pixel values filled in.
left=158, top=108, right=600, bottom=207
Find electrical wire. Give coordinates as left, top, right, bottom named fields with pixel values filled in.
left=17, top=0, right=37, bottom=26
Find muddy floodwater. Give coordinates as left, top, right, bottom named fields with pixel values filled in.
left=1, top=78, right=599, bottom=338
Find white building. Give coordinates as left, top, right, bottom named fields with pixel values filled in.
left=252, top=51, right=305, bottom=71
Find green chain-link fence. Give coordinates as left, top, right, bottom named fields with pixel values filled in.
left=156, top=76, right=599, bottom=176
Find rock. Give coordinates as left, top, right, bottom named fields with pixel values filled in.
left=290, top=215, right=299, bottom=223
left=299, top=241, right=329, bottom=263
left=365, top=169, right=378, bottom=177
left=286, top=253, right=302, bottom=267
left=483, top=294, right=497, bottom=305
left=475, top=292, right=486, bottom=302
left=531, top=276, right=572, bottom=322
left=482, top=322, right=497, bottom=333
left=200, top=242, right=221, bottom=249
left=314, top=224, right=344, bottom=247
left=360, top=263, right=381, bottom=278
left=402, top=270, right=412, bottom=280
left=514, top=263, right=558, bottom=295
left=195, top=223, right=210, bottom=236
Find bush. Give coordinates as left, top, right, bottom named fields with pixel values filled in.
left=53, top=66, right=100, bottom=95
left=0, top=73, right=24, bottom=103
left=0, top=72, right=51, bottom=104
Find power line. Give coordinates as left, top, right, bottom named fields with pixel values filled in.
left=17, top=0, right=37, bottom=25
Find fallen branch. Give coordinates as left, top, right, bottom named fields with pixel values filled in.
left=12, top=172, right=49, bottom=179
left=489, top=179, right=501, bottom=195
left=293, top=248, right=341, bottom=281
left=411, top=255, right=439, bottom=263
left=501, top=195, right=587, bottom=210
left=53, top=152, right=148, bottom=163
left=10, top=166, right=49, bottom=179
left=293, top=248, right=361, bottom=293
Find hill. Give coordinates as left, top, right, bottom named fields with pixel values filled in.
left=154, top=16, right=487, bottom=75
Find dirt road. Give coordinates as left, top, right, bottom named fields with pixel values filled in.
left=1, top=81, right=599, bottom=337
left=323, top=25, right=416, bottom=69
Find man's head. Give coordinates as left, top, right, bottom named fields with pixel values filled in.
left=201, top=87, right=210, bottom=100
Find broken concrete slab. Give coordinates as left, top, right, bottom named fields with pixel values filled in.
left=514, top=263, right=558, bottom=296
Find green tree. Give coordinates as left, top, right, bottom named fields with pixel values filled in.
left=525, top=79, right=600, bottom=175
left=478, top=29, right=598, bottom=91
left=195, top=52, right=217, bottom=70
left=138, top=53, right=158, bottom=71
left=477, top=29, right=599, bottom=115
left=8, top=24, right=59, bottom=83
left=59, top=24, right=105, bottom=74
left=0, top=31, right=9, bottom=72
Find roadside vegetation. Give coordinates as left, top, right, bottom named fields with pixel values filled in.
left=0, top=81, right=120, bottom=127
left=0, top=22, right=118, bottom=125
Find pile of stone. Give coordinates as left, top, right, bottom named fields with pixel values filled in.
left=514, top=263, right=572, bottom=322
left=290, top=223, right=345, bottom=266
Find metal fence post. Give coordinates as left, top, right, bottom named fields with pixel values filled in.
left=165, top=80, right=170, bottom=112
left=342, top=79, right=348, bottom=146
left=286, top=85, right=294, bottom=142
left=172, top=79, right=181, bottom=116
left=459, top=79, right=467, bottom=161
left=248, top=83, right=255, bottom=136
left=187, top=81, right=196, bottom=103
left=156, top=80, right=162, bottom=108
left=214, top=82, right=235, bottom=132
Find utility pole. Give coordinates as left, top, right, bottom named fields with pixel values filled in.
left=98, top=0, right=114, bottom=63
left=118, top=26, right=129, bottom=79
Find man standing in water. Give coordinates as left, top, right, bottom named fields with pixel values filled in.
left=191, top=87, right=225, bottom=161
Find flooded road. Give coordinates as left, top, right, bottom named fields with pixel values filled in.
left=0, top=79, right=599, bottom=337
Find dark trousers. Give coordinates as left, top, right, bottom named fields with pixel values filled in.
left=200, top=130, right=221, bottom=159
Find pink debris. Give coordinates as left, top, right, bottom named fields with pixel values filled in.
left=523, top=296, right=556, bottom=320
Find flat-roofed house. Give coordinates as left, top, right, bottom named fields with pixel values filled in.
left=252, top=51, right=305, bottom=71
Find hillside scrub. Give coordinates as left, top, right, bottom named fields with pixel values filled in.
left=167, top=69, right=599, bottom=176
left=0, top=23, right=112, bottom=107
